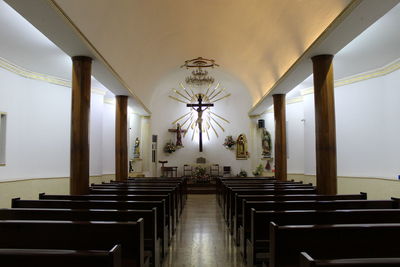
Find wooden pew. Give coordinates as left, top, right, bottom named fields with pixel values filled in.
left=0, top=245, right=122, bottom=267
left=89, top=188, right=179, bottom=226
left=299, top=252, right=400, bottom=267
left=240, top=199, right=399, bottom=260
left=0, top=208, right=161, bottom=267
left=93, top=183, right=183, bottom=212
left=248, top=209, right=400, bottom=267
left=216, top=177, right=276, bottom=206
left=221, top=181, right=305, bottom=213
left=232, top=193, right=367, bottom=244
left=225, top=188, right=317, bottom=225
left=104, top=181, right=187, bottom=211
left=39, top=193, right=175, bottom=236
left=270, top=223, right=400, bottom=267
left=12, top=198, right=169, bottom=257
left=0, top=220, right=145, bottom=267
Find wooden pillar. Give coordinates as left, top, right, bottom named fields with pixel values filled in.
left=70, top=56, right=92, bottom=195
left=115, top=95, right=128, bottom=181
left=312, top=54, right=337, bottom=194
left=273, top=94, right=287, bottom=181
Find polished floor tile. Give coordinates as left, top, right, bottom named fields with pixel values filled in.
left=163, top=194, right=245, bottom=267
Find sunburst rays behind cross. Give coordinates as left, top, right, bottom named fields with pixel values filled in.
left=169, top=82, right=231, bottom=142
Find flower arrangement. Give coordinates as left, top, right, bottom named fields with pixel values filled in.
left=252, top=164, right=264, bottom=177
left=193, top=166, right=207, bottom=178
left=223, top=135, right=236, bottom=150
left=237, top=169, right=248, bottom=177
left=164, top=141, right=176, bottom=153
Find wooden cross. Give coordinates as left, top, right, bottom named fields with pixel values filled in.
left=168, top=123, right=187, bottom=147
left=187, top=94, right=214, bottom=152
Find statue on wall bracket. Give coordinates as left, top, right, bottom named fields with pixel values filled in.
left=236, top=134, right=249, bottom=160
left=261, top=128, right=272, bottom=158
left=133, top=137, right=140, bottom=158
left=168, top=123, right=186, bottom=148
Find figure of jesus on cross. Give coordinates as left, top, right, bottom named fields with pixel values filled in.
left=187, top=94, right=213, bottom=152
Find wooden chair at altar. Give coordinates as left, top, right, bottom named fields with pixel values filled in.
left=183, top=165, right=193, bottom=178
left=223, top=166, right=231, bottom=177
left=158, top=160, right=178, bottom=177
left=210, top=164, right=220, bottom=178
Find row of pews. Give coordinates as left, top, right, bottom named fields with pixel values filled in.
left=217, top=177, right=400, bottom=267
left=0, top=177, right=187, bottom=267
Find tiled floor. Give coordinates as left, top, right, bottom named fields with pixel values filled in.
left=163, top=194, right=245, bottom=267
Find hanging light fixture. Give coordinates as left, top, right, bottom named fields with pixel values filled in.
left=181, top=57, right=219, bottom=87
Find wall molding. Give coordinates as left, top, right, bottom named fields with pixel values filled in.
left=0, top=56, right=107, bottom=95
left=251, top=57, right=400, bottom=118
left=0, top=174, right=115, bottom=184
left=301, top=57, right=400, bottom=96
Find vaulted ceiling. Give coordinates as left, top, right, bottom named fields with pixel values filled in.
left=52, top=0, right=352, bottom=109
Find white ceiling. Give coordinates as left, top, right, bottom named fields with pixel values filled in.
left=297, top=2, right=400, bottom=90
left=0, top=0, right=108, bottom=92
left=50, top=0, right=351, bottom=108
left=1, top=0, right=399, bottom=116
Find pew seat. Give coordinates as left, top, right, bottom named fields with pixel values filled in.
left=270, top=223, right=400, bottom=267
left=300, top=252, right=400, bottom=267
left=0, top=220, right=146, bottom=267
left=247, top=209, right=400, bottom=267
left=0, top=245, right=122, bottom=267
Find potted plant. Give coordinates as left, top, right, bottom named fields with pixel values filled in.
left=252, top=164, right=264, bottom=177
left=164, top=141, right=176, bottom=154
left=237, top=169, right=248, bottom=177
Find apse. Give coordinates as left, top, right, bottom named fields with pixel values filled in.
left=149, top=62, right=253, bottom=177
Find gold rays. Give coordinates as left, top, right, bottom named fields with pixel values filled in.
left=169, top=82, right=231, bottom=140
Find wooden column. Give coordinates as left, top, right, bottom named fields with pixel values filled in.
left=273, top=94, right=287, bottom=181
left=312, top=54, right=337, bottom=194
left=70, top=56, right=92, bottom=195
left=115, top=95, right=128, bottom=181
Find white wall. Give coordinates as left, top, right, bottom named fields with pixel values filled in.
left=90, top=93, right=104, bottom=175
left=102, top=102, right=115, bottom=174
left=0, top=67, right=71, bottom=180
left=286, top=101, right=304, bottom=173
left=150, top=69, right=253, bottom=176
left=0, top=65, right=117, bottom=181
left=264, top=66, right=400, bottom=180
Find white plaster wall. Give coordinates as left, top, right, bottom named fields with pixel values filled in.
left=102, top=102, right=115, bottom=174
left=335, top=70, right=400, bottom=179
left=286, top=101, right=305, bottom=173
left=0, top=67, right=71, bottom=180
left=90, top=93, right=104, bottom=175
left=303, top=94, right=316, bottom=175
left=150, top=69, right=252, bottom=176
left=283, top=67, right=400, bottom=180
left=0, top=66, right=115, bottom=180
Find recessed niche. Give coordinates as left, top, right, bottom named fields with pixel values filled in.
left=0, top=112, right=7, bottom=166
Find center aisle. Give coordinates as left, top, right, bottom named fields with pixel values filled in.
left=163, top=194, right=245, bottom=267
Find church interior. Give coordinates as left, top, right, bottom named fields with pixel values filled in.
left=0, top=0, right=400, bottom=266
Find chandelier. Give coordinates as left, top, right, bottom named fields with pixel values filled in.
left=185, top=68, right=214, bottom=86
left=181, top=57, right=219, bottom=87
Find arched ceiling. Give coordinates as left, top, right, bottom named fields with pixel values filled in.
left=52, top=0, right=352, bottom=109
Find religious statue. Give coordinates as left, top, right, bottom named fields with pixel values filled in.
left=236, top=134, right=248, bottom=159
left=261, top=129, right=272, bottom=158
left=134, top=137, right=140, bottom=158
left=168, top=123, right=186, bottom=148
left=176, top=123, right=183, bottom=147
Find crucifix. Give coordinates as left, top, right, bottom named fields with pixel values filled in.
left=187, top=94, right=214, bottom=152
left=168, top=123, right=187, bottom=147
